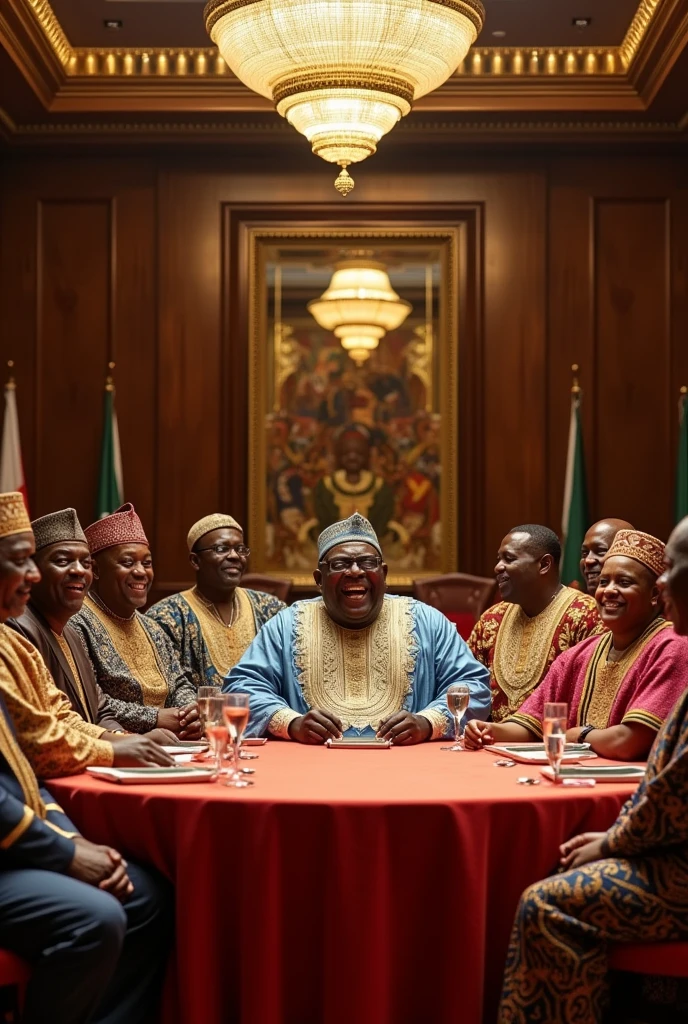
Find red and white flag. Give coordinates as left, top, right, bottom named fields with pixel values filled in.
left=0, top=379, right=29, bottom=513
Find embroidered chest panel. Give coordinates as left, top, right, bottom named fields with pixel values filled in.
left=492, top=589, right=578, bottom=712
left=293, top=598, right=415, bottom=731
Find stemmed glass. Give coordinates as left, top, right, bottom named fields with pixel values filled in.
left=223, top=694, right=253, bottom=788
left=441, top=684, right=471, bottom=751
left=543, top=702, right=568, bottom=785
left=205, top=695, right=229, bottom=781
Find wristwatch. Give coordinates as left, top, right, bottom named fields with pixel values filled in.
left=578, top=724, right=595, bottom=743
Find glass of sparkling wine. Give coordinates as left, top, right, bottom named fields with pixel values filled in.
left=205, top=695, right=229, bottom=781
left=197, top=686, right=221, bottom=758
left=543, top=702, right=568, bottom=784
left=441, top=685, right=471, bottom=751
left=223, top=694, right=253, bottom=789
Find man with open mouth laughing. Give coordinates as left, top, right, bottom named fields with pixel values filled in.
left=71, top=504, right=201, bottom=739
left=225, top=513, right=491, bottom=744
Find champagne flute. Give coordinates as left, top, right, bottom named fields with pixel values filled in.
left=198, top=685, right=221, bottom=741
left=543, top=702, right=568, bottom=785
left=441, top=684, right=471, bottom=751
left=223, top=693, right=253, bottom=788
left=205, top=696, right=229, bottom=780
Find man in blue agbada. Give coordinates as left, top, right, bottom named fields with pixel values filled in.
left=224, top=513, right=490, bottom=743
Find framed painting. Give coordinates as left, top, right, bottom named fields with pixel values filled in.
left=247, top=227, right=460, bottom=585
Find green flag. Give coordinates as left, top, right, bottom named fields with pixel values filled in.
left=96, top=383, right=123, bottom=519
left=561, top=392, right=589, bottom=587
left=676, top=390, right=688, bottom=524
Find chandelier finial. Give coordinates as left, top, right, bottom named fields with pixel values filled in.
left=334, top=164, right=355, bottom=198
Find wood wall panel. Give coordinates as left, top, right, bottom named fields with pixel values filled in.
left=36, top=199, right=112, bottom=518
left=0, top=160, right=156, bottom=533
left=594, top=199, right=670, bottom=538
left=1, top=149, right=686, bottom=589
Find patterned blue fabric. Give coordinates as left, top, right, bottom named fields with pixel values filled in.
left=224, top=596, right=491, bottom=739
left=500, top=686, right=688, bottom=1023
left=71, top=605, right=196, bottom=733
left=146, top=588, right=285, bottom=690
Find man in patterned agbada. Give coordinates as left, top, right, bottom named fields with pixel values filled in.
left=147, top=514, right=285, bottom=690
left=465, top=530, right=688, bottom=761
left=498, top=517, right=688, bottom=1024
left=468, top=524, right=602, bottom=720
left=225, top=513, right=490, bottom=743
left=71, top=504, right=201, bottom=738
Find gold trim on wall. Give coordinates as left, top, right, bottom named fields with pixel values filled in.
left=246, top=228, right=460, bottom=585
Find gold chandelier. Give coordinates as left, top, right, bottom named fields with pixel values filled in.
left=308, top=254, right=412, bottom=366
left=204, top=0, right=484, bottom=195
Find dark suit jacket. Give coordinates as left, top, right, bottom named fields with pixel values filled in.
left=0, top=692, right=76, bottom=872
left=7, top=605, right=124, bottom=732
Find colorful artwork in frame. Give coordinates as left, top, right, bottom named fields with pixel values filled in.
left=247, top=230, right=460, bottom=585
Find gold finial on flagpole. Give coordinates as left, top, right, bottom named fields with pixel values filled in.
left=571, top=364, right=581, bottom=395
left=105, top=361, right=116, bottom=392
left=570, top=363, right=581, bottom=397
left=6, top=361, right=16, bottom=390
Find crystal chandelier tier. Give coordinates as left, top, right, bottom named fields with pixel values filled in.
left=204, top=0, right=484, bottom=194
left=308, top=255, right=412, bottom=366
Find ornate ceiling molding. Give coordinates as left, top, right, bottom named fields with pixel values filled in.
left=1, top=0, right=687, bottom=134
left=7, top=0, right=670, bottom=85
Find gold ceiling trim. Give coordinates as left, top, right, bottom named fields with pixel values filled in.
left=619, top=0, right=663, bottom=69
left=4, top=116, right=682, bottom=136
left=26, top=0, right=71, bottom=65
left=59, top=46, right=628, bottom=79
left=17, top=0, right=665, bottom=81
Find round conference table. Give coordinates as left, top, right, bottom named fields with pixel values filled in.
left=48, top=743, right=638, bottom=1024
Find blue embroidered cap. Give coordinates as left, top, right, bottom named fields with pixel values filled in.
left=317, top=512, right=382, bottom=561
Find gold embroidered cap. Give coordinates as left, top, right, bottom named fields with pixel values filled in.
left=31, top=508, right=87, bottom=550
left=604, top=529, right=665, bottom=578
left=0, top=492, right=31, bottom=540
left=318, top=512, right=382, bottom=560
left=187, top=514, right=242, bottom=552
left=84, top=503, right=149, bottom=555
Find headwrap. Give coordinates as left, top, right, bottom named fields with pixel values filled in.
left=0, top=492, right=31, bottom=541
left=187, top=514, right=242, bottom=553
left=84, top=503, right=148, bottom=556
left=31, top=508, right=87, bottom=551
left=318, top=512, right=382, bottom=561
left=604, top=529, right=665, bottom=579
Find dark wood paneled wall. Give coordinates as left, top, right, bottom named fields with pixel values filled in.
left=1, top=149, right=687, bottom=595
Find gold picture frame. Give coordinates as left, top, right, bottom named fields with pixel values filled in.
left=247, top=227, right=460, bottom=586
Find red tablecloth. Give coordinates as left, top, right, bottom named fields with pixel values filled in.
left=49, top=744, right=637, bottom=1024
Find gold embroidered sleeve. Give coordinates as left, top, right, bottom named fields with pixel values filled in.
left=418, top=707, right=450, bottom=740
left=0, top=660, right=115, bottom=777
left=507, top=712, right=543, bottom=739
left=268, top=708, right=302, bottom=740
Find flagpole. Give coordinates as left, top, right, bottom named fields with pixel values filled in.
left=676, top=385, right=688, bottom=523
left=96, top=361, right=124, bottom=519
left=561, top=363, right=590, bottom=587
left=0, top=360, right=29, bottom=512
left=561, top=364, right=580, bottom=540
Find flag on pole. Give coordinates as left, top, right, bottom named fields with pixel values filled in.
left=95, top=364, right=123, bottom=519
left=561, top=365, right=590, bottom=587
left=0, top=363, right=29, bottom=513
left=676, top=386, right=688, bottom=524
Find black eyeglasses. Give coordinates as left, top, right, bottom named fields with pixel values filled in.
left=319, top=555, right=383, bottom=574
left=196, top=543, right=250, bottom=558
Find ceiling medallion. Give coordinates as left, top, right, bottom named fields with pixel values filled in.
left=204, top=0, right=485, bottom=194
left=307, top=252, right=412, bottom=365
